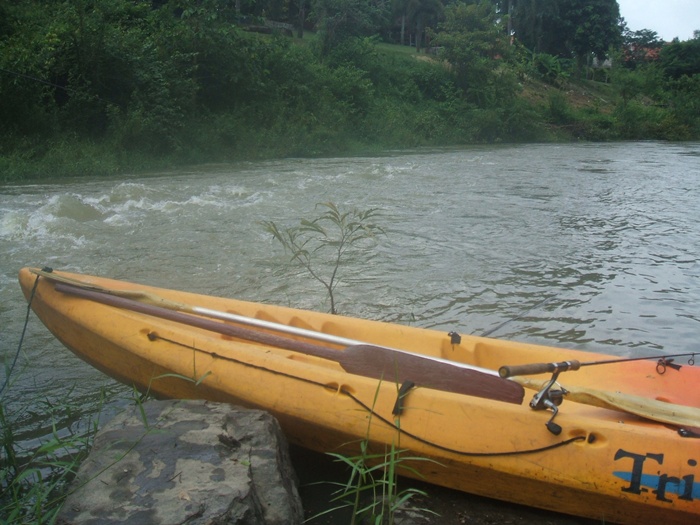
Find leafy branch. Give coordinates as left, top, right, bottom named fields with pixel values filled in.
left=262, top=202, right=384, bottom=314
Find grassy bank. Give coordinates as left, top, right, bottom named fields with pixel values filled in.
left=0, top=71, right=671, bottom=183
left=2, top=2, right=698, bottom=183
left=0, top=393, right=102, bottom=523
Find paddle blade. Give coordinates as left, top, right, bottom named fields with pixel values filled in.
left=339, top=345, right=525, bottom=405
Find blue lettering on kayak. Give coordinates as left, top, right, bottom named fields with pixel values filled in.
left=614, top=472, right=700, bottom=500
left=613, top=448, right=697, bottom=502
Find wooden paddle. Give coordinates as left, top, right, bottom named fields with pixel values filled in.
left=31, top=268, right=363, bottom=348
left=30, top=267, right=494, bottom=376
left=53, top=282, right=525, bottom=405
left=512, top=376, right=700, bottom=428
left=42, top=269, right=699, bottom=428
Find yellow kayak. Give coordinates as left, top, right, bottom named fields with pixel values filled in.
left=19, top=267, right=700, bottom=524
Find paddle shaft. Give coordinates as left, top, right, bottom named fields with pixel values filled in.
left=54, top=282, right=525, bottom=404
left=31, top=268, right=496, bottom=376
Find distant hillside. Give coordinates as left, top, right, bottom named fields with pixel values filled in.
left=1, top=2, right=698, bottom=181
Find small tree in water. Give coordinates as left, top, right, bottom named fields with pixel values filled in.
left=262, top=202, right=384, bottom=314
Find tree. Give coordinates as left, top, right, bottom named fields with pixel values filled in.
left=297, top=0, right=307, bottom=37
left=432, top=1, right=513, bottom=105
left=392, top=0, right=411, bottom=45
left=660, top=37, right=700, bottom=79
left=312, top=0, right=390, bottom=55
left=511, top=0, right=566, bottom=55
left=565, top=0, right=621, bottom=64
left=0, top=2, right=58, bottom=137
left=406, top=0, right=444, bottom=52
left=621, top=26, right=665, bottom=69
left=511, top=0, right=621, bottom=66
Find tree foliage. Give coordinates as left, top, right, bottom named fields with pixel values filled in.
left=511, top=0, right=621, bottom=62
left=433, top=1, right=515, bottom=105
left=660, top=37, right=700, bottom=79
left=566, top=0, right=620, bottom=61
left=621, top=27, right=665, bottom=69
left=312, top=0, right=390, bottom=56
left=511, top=0, right=565, bottom=55
left=1, top=0, right=699, bottom=180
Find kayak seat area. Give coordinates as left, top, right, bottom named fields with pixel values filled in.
left=441, top=340, right=502, bottom=369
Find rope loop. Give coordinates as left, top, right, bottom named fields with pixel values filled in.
left=1, top=269, right=48, bottom=396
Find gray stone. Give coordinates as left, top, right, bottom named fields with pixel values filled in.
left=57, top=400, right=303, bottom=525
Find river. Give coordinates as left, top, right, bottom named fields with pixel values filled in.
left=2, top=141, right=700, bottom=464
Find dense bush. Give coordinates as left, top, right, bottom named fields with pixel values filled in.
left=1, top=1, right=699, bottom=181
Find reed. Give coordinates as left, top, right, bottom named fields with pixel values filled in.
left=321, top=441, right=437, bottom=525
left=310, top=381, right=438, bottom=524
left=0, top=391, right=104, bottom=524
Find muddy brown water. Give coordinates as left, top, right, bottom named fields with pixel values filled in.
left=2, top=142, right=699, bottom=521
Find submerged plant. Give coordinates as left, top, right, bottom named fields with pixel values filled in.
left=262, top=202, right=384, bottom=314
left=0, top=391, right=104, bottom=524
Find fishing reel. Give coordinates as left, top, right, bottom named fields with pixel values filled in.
left=499, top=359, right=579, bottom=435
left=529, top=370, right=569, bottom=435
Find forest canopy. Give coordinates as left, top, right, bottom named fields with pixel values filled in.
left=1, top=0, right=699, bottom=180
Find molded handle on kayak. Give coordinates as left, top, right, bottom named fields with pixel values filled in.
left=499, top=360, right=581, bottom=378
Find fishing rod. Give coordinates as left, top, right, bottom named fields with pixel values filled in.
left=500, top=351, right=698, bottom=435
left=498, top=352, right=698, bottom=378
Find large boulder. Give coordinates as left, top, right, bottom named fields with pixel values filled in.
left=57, top=400, right=304, bottom=525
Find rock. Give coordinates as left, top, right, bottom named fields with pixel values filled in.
left=57, top=400, right=304, bottom=525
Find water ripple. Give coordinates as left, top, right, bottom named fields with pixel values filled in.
left=2, top=142, right=700, bottom=443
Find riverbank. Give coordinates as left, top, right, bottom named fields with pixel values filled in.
left=0, top=75, right=650, bottom=184
left=5, top=71, right=693, bottom=185
left=4, top=2, right=699, bottom=184
left=291, top=446, right=595, bottom=525
left=0, top=393, right=592, bottom=524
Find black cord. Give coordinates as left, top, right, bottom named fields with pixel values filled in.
left=1, top=273, right=42, bottom=396
left=342, top=387, right=586, bottom=456
left=150, top=332, right=585, bottom=457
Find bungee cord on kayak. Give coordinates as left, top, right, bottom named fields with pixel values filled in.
left=146, top=330, right=587, bottom=457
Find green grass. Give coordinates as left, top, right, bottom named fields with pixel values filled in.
left=375, top=41, right=422, bottom=57
left=320, top=440, right=437, bottom=525
left=0, top=394, right=103, bottom=524
left=310, top=380, right=439, bottom=525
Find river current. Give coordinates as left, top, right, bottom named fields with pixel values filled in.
left=2, top=141, right=700, bottom=445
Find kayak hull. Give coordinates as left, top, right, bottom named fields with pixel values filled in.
left=18, top=268, right=700, bottom=524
